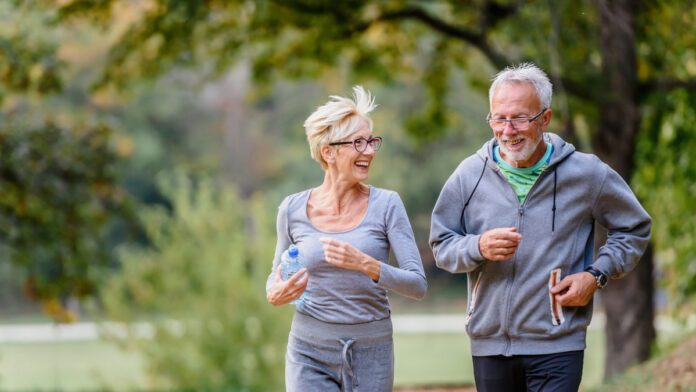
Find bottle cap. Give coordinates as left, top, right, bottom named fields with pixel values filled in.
left=288, top=245, right=299, bottom=257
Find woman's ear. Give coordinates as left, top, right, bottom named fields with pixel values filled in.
left=321, top=145, right=335, bottom=164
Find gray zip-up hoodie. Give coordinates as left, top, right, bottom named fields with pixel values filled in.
left=429, top=133, right=651, bottom=356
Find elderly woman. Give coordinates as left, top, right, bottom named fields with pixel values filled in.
left=266, top=86, right=427, bottom=392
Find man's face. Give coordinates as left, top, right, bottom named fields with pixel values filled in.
left=490, top=82, right=550, bottom=168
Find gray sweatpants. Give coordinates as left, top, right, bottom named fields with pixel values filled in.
left=285, top=312, right=394, bottom=392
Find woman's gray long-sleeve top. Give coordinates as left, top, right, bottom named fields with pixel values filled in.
left=266, top=186, right=427, bottom=324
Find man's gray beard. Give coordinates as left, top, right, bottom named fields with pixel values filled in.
left=499, top=127, right=543, bottom=163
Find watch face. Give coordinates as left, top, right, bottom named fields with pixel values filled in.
left=586, top=267, right=607, bottom=288
left=597, top=274, right=608, bottom=288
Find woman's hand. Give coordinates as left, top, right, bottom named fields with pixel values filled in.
left=320, top=237, right=381, bottom=281
left=266, top=265, right=309, bottom=306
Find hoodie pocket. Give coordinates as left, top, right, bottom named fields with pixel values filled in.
left=548, top=268, right=565, bottom=326
left=465, top=271, right=483, bottom=327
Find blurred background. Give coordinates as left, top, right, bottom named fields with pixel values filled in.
left=0, top=0, right=695, bottom=391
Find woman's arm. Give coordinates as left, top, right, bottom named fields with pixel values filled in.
left=266, top=197, right=308, bottom=306
left=317, top=191, right=427, bottom=300
left=378, top=192, right=427, bottom=299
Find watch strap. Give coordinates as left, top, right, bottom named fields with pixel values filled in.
left=584, top=266, right=607, bottom=289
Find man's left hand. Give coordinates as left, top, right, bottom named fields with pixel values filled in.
left=550, top=272, right=597, bottom=307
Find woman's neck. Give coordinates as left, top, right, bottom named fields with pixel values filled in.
left=314, top=172, right=369, bottom=215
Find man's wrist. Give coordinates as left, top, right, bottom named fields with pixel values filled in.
left=584, top=266, right=608, bottom=289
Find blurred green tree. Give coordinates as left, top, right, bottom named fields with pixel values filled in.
left=0, top=1, right=134, bottom=320
left=0, top=121, right=129, bottom=321
left=100, top=172, right=290, bottom=391
left=43, top=0, right=696, bottom=378
left=634, top=89, right=696, bottom=319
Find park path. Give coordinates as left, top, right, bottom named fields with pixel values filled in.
left=0, top=314, right=471, bottom=342
left=0, top=313, right=618, bottom=343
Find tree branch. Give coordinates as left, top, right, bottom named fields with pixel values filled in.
left=368, top=7, right=597, bottom=101
left=479, top=0, right=520, bottom=32
left=549, top=75, right=597, bottom=102
left=374, top=7, right=511, bottom=69
left=639, top=78, right=696, bottom=96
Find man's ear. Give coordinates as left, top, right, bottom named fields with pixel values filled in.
left=321, top=145, right=335, bottom=164
left=541, top=108, right=553, bottom=130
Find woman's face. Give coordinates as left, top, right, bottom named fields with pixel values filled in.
left=330, top=121, right=376, bottom=184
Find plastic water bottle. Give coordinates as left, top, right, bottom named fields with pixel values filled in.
left=281, top=245, right=307, bottom=305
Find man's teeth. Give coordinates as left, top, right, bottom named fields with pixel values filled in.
left=506, top=139, right=524, bottom=145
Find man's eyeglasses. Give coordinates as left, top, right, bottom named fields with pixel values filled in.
left=487, top=109, right=547, bottom=131
left=329, top=137, right=383, bottom=153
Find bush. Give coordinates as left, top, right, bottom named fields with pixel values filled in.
left=0, top=122, right=129, bottom=318
left=100, top=172, right=291, bottom=391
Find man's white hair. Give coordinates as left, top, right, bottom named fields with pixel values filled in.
left=304, top=86, right=377, bottom=169
left=489, top=63, right=553, bottom=110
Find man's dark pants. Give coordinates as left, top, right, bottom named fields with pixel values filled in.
left=473, top=350, right=584, bottom=392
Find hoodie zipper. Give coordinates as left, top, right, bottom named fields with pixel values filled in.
left=493, top=165, right=554, bottom=356
left=490, top=166, right=518, bottom=356
left=502, top=206, right=523, bottom=356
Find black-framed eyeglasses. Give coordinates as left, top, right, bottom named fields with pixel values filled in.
left=329, top=137, right=383, bottom=153
left=486, top=109, right=547, bottom=131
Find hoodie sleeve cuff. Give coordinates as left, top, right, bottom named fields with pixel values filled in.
left=470, top=234, right=486, bottom=262
left=589, top=257, right=613, bottom=279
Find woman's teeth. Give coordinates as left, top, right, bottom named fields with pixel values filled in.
left=355, top=161, right=369, bottom=167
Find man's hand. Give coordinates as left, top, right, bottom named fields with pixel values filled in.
left=266, top=265, right=309, bottom=306
left=478, top=227, right=522, bottom=261
left=550, top=272, right=597, bottom=307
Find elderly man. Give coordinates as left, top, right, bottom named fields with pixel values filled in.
left=429, top=63, right=651, bottom=391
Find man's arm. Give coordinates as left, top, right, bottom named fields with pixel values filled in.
left=430, top=169, right=484, bottom=273
left=430, top=162, right=521, bottom=273
left=552, top=163, right=651, bottom=306
left=590, top=165, right=652, bottom=279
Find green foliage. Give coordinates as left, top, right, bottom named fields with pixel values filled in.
left=0, top=121, right=127, bottom=307
left=100, top=172, right=290, bottom=391
left=634, top=89, right=696, bottom=315
left=633, top=5, right=696, bottom=314
left=0, top=1, right=136, bottom=319
left=105, top=75, right=224, bottom=204
left=0, top=1, right=63, bottom=101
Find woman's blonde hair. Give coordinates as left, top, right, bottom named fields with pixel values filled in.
left=304, top=86, right=377, bottom=169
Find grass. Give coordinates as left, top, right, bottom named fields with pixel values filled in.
left=0, top=341, right=146, bottom=391
left=0, top=330, right=605, bottom=391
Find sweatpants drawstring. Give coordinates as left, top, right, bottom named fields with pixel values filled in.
left=339, top=338, right=357, bottom=391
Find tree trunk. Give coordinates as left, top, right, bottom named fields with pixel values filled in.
left=602, top=239, right=655, bottom=378
left=593, top=0, right=655, bottom=380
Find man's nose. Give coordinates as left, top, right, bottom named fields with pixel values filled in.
left=503, top=121, right=518, bottom=134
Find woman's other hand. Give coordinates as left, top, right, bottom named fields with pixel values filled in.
left=320, top=237, right=381, bottom=281
left=266, top=265, right=309, bottom=306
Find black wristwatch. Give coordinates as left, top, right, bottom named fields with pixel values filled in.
left=584, top=266, right=608, bottom=289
